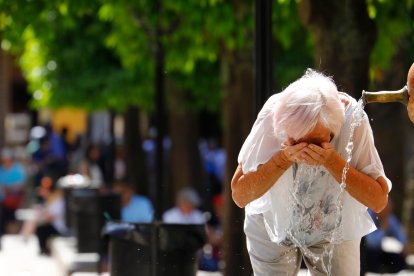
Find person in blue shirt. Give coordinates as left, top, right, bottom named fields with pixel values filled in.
left=0, top=147, right=27, bottom=234
left=112, top=182, right=154, bottom=223
left=364, top=200, right=408, bottom=273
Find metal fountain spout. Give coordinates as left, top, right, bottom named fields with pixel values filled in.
left=361, top=63, right=414, bottom=123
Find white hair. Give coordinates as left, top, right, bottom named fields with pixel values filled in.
left=273, top=69, right=345, bottom=140
left=176, top=187, right=201, bottom=208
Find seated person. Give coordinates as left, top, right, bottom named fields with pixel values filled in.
left=163, top=187, right=205, bottom=224
left=20, top=176, right=68, bottom=255
left=112, top=182, right=153, bottom=223
left=364, top=200, right=408, bottom=273
left=0, top=147, right=27, bottom=234
left=199, top=193, right=224, bottom=272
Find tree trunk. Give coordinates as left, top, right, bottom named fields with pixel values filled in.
left=166, top=83, right=205, bottom=210
left=0, top=48, right=11, bottom=149
left=368, top=48, right=408, bottom=218
left=299, top=0, right=376, bottom=98
left=222, top=48, right=254, bottom=276
left=123, top=105, right=148, bottom=196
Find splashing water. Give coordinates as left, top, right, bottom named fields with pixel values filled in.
left=285, top=98, right=366, bottom=275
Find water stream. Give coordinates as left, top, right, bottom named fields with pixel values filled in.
left=285, top=98, right=366, bottom=275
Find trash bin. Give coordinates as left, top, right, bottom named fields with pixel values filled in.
left=58, top=174, right=96, bottom=229
left=58, top=174, right=121, bottom=253
left=105, top=222, right=206, bottom=276
left=70, top=190, right=121, bottom=253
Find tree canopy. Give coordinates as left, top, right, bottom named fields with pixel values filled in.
left=0, top=0, right=239, bottom=113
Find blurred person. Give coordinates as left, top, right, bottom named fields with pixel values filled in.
left=67, top=134, right=87, bottom=174
left=204, top=138, right=226, bottom=186
left=32, top=136, right=66, bottom=191
left=112, top=182, right=153, bottom=223
left=20, top=176, right=68, bottom=255
left=231, top=70, right=390, bottom=275
left=0, top=147, right=27, bottom=234
left=363, top=200, right=408, bottom=273
left=163, top=187, right=205, bottom=224
left=113, top=146, right=126, bottom=182
left=78, top=144, right=104, bottom=187
left=199, top=193, right=224, bottom=272
left=45, top=123, right=69, bottom=178
left=60, top=126, right=72, bottom=155
left=44, top=123, right=67, bottom=161
left=200, top=138, right=226, bottom=210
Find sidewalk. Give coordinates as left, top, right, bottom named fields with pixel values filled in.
left=0, top=235, right=223, bottom=276
left=4, top=234, right=413, bottom=276
left=0, top=235, right=61, bottom=276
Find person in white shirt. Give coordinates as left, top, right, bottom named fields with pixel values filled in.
left=231, top=69, right=391, bottom=275
left=20, top=176, right=68, bottom=255
left=163, top=187, right=205, bottom=225
left=78, top=144, right=104, bottom=187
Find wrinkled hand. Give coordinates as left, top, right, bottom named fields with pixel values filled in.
left=280, top=138, right=308, bottom=163
left=300, top=142, right=336, bottom=167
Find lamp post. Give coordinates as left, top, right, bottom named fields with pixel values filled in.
left=255, top=0, right=273, bottom=114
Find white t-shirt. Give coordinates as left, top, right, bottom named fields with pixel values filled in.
left=162, top=207, right=205, bottom=225
left=47, top=197, right=68, bottom=235
left=238, top=93, right=391, bottom=246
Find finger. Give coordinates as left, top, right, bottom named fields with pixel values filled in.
left=300, top=152, right=318, bottom=165
left=320, top=142, right=334, bottom=150
left=290, top=144, right=308, bottom=160
left=307, top=143, right=325, bottom=155
left=281, top=142, right=307, bottom=157
left=302, top=148, right=321, bottom=161
left=291, top=142, right=308, bottom=152
left=287, top=138, right=295, bottom=146
left=282, top=138, right=303, bottom=148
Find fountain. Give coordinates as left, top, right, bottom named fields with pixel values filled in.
left=286, top=97, right=366, bottom=275
left=362, top=63, right=414, bottom=122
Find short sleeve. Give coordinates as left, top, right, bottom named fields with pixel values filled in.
left=237, top=94, right=287, bottom=214
left=238, top=94, right=285, bottom=173
left=351, top=114, right=392, bottom=192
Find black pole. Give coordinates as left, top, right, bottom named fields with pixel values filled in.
left=153, top=31, right=166, bottom=276
left=154, top=38, right=165, bottom=222
left=255, top=0, right=273, bottom=114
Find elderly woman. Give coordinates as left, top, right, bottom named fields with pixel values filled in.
left=162, top=187, right=205, bottom=225
left=231, top=70, right=390, bottom=275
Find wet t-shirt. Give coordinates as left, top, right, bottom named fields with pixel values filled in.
left=282, top=164, right=341, bottom=246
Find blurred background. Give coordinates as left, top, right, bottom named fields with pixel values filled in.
left=0, top=0, right=413, bottom=275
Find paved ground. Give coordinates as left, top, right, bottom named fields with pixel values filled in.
left=2, top=235, right=414, bottom=276
left=0, top=235, right=61, bottom=276
left=0, top=235, right=224, bottom=276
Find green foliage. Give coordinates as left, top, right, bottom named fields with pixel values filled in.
left=0, top=0, right=152, bottom=111
left=0, top=0, right=255, bottom=114
left=272, top=0, right=314, bottom=89
left=367, top=0, right=413, bottom=70
left=0, top=0, right=411, bottom=113
left=99, top=0, right=253, bottom=113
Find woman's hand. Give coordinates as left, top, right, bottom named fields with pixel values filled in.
left=300, top=142, right=336, bottom=167
left=280, top=138, right=308, bottom=163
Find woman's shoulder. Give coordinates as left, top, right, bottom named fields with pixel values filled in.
left=338, top=92, right=358, bottom=109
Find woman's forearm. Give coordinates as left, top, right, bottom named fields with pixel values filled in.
left=325, top=153, right=389, bottom=213
left=231, top=151, right=293, bottom=208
